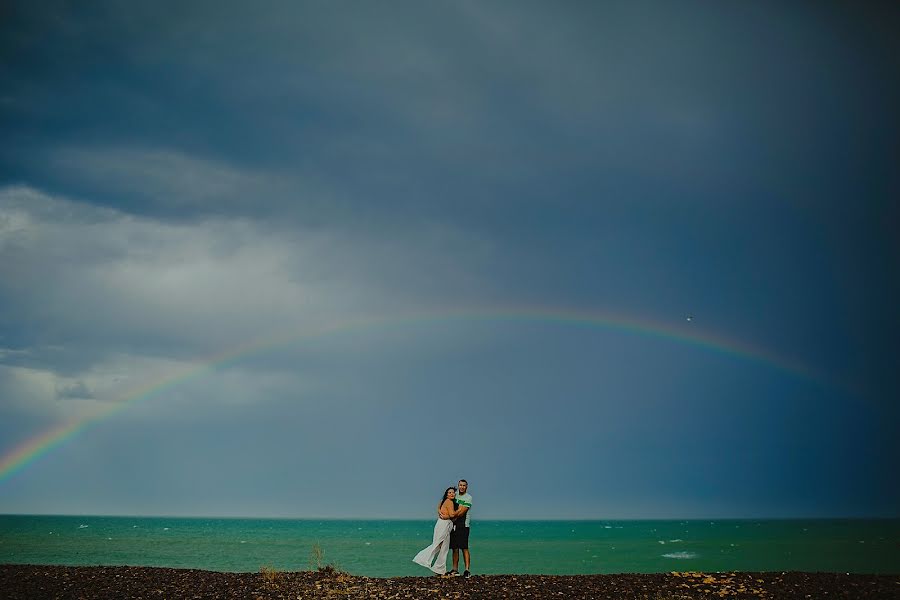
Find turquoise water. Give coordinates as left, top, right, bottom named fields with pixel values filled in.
left=1, top=516, right=897, bottom=577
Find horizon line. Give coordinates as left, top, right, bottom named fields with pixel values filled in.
left=2, top=512, right=896, bottom=521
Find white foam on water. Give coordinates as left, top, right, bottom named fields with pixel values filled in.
left=78, top=524, right=89, bottom=528
left=658, top=540, right=666, bottom=544
left=240, top=540, right=247, bottom=544
left=365, top=542, right=371, bottom=545
left=663, top=551, right=698, bottom=559
left=604, top=526, right=612, bottom=529
left=669, top=539, right=683, bottom=542
left=163, top=527, right=169, bottom=531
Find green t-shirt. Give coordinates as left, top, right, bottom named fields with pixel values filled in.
left=455, top=493, right=472, bottom=528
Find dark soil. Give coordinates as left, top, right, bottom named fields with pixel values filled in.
left=1, top=564, right=898, bottom=599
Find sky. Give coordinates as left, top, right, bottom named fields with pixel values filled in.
left=0, top=1, right=897, bottom=520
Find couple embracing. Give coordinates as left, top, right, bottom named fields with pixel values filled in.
left=412, top=479, right=472, bottom=577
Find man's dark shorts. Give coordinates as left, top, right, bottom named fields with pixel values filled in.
left=449, top=522, right=470, bottom=550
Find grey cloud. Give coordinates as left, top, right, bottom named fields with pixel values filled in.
left=0, top=183, right=503, bottom=399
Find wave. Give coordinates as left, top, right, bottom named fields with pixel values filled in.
left=662, top=551, right=698, bottom=559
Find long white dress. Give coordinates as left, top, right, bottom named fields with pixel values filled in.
left=412, top=517, right=453, bottom=574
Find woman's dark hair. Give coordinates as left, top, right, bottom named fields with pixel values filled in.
left=438, top=487, right=456, bottom=509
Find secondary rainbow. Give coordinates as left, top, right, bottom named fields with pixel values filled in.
left=0, top=306, right=823, bottom=484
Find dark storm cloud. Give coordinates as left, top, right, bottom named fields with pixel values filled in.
left=2, top=2, right=893, bottom=224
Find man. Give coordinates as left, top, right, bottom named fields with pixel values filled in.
left=448, top=479, right=472, bottom=577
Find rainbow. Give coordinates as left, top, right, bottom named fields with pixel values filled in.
left=0, top=307, right=823, bottom=484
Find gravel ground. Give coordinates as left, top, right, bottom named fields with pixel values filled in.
left=1, top=564, right=898, bottom=599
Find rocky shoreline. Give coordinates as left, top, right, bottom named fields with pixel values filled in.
left=2, top=564, right=898, bottom=599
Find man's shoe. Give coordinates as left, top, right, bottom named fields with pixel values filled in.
left=448, top=570, right=460, bottom=577
left=463, top=570, right=470, bottom=578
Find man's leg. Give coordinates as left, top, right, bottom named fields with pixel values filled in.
left=463, top=548, right=470, bottom=572
left=452, top=549, right=460, bottom=572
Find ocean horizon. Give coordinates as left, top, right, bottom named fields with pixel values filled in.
left=2, top=515, right=898, bottom=577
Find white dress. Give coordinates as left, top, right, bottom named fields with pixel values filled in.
left=412, top=517, right=454, bottom=574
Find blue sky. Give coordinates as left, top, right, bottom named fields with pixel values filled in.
left=0, top=1, right=897, bottom=519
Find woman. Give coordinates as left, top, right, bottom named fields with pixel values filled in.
left=412, top=487, right=464, bottom=575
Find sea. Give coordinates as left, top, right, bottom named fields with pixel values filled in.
left=1, top=516, right=898, bottom=577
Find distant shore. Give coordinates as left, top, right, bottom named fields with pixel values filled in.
left=2, top=564, right=898, bottom=599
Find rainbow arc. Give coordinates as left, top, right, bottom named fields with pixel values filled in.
left=0, top=307, right=822, bottom=483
